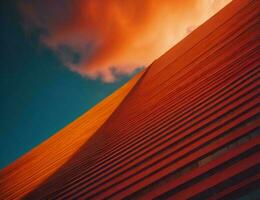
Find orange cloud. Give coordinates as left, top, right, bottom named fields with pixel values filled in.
left=19, top=0, right=231, bottom=82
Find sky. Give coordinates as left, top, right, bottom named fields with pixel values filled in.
left=0, top=0, right=231, bottom=169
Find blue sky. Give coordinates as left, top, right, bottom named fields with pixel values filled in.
left=0, top=0, right=231, bottom=170
left=0, top=0, right=137, bottom=169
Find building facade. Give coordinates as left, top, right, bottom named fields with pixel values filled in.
left=1, top=0, right=259, bottom=199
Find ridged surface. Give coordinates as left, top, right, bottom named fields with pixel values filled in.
left=1, top=0, right=259, bottom=199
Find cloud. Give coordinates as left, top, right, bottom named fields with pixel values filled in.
left=18, top=0, right=231, bottom=82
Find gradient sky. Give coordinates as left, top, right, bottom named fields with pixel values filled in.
left=0, top=0, right=138, bottom=169
left=0, top=0, right=231, bottom=169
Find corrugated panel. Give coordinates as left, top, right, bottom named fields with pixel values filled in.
left=1, top=0, right=259, bottom=199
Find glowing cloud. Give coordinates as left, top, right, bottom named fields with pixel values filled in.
left=19, top=0, right=231, bottom=82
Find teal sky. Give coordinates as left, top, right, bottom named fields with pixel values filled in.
left=0, top=0, right=138, bottom=169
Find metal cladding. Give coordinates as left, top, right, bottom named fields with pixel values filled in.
left=0, top=0, right=259, bottom=199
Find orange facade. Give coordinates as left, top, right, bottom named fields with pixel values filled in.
left=0, top=0, right=259, bottom=199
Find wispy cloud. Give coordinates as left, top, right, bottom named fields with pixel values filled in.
left=19, top=0, right=231, bottom=82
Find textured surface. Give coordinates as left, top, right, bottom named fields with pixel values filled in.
left=0, top=0, right=259, bottom=199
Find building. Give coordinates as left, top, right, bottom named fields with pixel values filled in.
left=0, top=0, right=259, bottom=199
